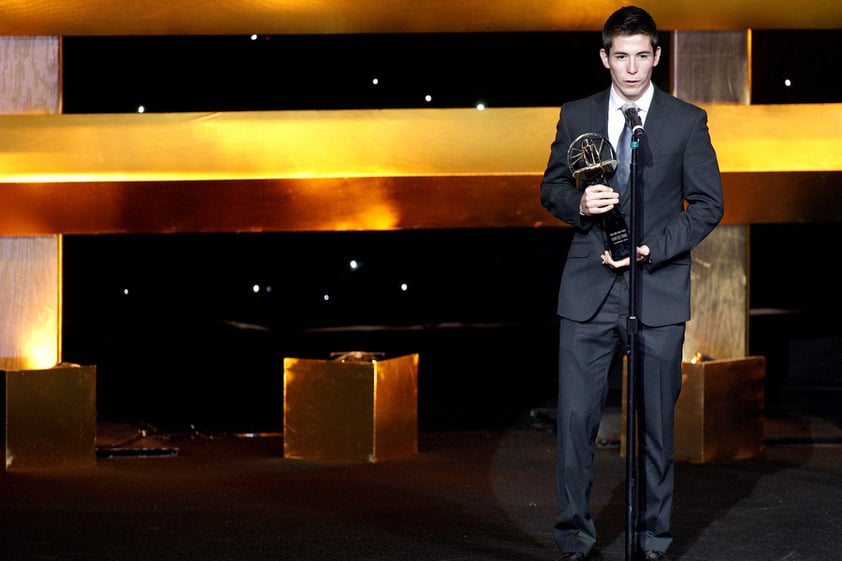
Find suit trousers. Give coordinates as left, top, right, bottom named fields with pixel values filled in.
left=554, top=273, right=685, bottom=554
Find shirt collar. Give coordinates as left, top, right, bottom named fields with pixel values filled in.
left=609, top=82, right=655, bottom=118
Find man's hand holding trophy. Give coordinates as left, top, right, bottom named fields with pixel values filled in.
left=567, top=132, right=631, bottom=261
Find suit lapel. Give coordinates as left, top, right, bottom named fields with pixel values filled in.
left=591, top=89, right=610, bottom=138
left=639, top=87, right=669, bottom=165
left=586, top=90, right=617, bottom=193
left=619, top=86, right=668, bottom=208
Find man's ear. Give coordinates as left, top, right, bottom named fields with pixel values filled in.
left=599, top=48, right=610, bottom=69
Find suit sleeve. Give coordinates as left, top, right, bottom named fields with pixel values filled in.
left=645, top=108, right=724, bottom=269
left=540, top=107, right=595, bottom=231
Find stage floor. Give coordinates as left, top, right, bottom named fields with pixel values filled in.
left=2, top=412, right=841, bottom=561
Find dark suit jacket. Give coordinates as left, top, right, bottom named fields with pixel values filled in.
left=541, top=86, right=724, bottom=327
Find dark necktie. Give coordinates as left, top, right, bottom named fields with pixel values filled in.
left=615, top=120, right=631, bottom=195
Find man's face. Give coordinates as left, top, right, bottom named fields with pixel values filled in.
left=600, top=34, right=661, bottom=102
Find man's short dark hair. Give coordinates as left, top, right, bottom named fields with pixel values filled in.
left=602, top=6, right=659, bottom=53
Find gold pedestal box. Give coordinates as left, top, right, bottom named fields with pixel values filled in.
left=2, top=364, right=97, bottom=471
left=674, top=356, right=765, bottom=463
left=622, top=356, right=765, bottom=463
left=283, top=354, right=418, bottom=463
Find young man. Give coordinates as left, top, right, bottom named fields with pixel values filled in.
left=540, top=6, right=724, bottom=561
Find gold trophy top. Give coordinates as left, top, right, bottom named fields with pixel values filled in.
left=567, top=132, right=618, bottom=185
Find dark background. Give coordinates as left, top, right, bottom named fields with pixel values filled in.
left=59, top=30, right=842, bottom=433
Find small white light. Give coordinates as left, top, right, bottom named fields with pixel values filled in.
left=137, top=105, right=145, bottom=113
left=784, top=78, right=792, bottom=87
left=424, top=94, right=432, bottom=102
left=476, top=102, right=486, bottom=111
left=349, top=259, right=359, bottom=270
left=123, top=288, right=130, bottom=296
left=372, top=78, right=379, bottom=85
left=252, top=284, right=260, bottom=293
left=400, top=283, right=408, bottom=292
left=250, top=34, right=258, bottom=41
left=323, top=293, right=330, bottom=301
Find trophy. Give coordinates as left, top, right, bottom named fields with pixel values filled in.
left=567, top=133, right=630, bottom=260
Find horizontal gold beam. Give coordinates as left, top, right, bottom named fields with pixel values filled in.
left=0, top=108, right=551, bottom=182
left=0, top=172, right=838, bottom=236
left=0, top=104, right=842, bottom=183
left=0, top=0, right=840, bottom=36
left=0, top=105, right=839, bottom=234
left=1, top=105, right=840, bottom=182
left=706, top=103, right=842, bottom=172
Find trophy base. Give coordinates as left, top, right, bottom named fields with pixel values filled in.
left=603, top=208, right=630, bottom=260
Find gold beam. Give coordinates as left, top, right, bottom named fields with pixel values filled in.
left=0, top=108, right=552, bottom=182
left=2, top=105, right=840, bottom=183
left=0, top=172, right=837, bottom=236
left=0, top=105, right=839, bottom=234
left=0, top=0, right=840, bottom=36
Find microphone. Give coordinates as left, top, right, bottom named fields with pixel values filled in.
left=622, top=103, right=645, bottom=136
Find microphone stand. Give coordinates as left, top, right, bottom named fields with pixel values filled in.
left=624, top=126, right=643, bottom=561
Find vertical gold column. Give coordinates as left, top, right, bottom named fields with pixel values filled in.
left=672, top=31, right=751, bottom=360
left=0, top=37, right=62, bottom=369
left=668, top=31, right=764, bottom=462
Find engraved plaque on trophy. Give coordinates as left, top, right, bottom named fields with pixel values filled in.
left=567, top=133, right=630, bottom=260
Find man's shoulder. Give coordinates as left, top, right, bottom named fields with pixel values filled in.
left=563, top=89, right=608, bottom=110
left=559, top=90, right=608, bottom=122
left=655, top=87, right=707, bottom=117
